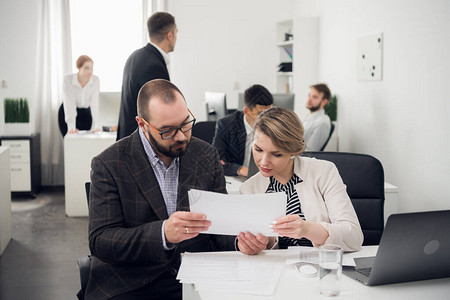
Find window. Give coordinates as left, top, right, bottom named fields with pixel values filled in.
left=70, top=0, right=150, bottom=91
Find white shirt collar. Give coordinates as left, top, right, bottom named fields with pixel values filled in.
left=243, top=114, right=253, bottom=136
left=71, top=74, right=94, bottom=88
left=149, top=42, right=170, bottom=66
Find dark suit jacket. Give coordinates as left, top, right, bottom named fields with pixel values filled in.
left=212, top=111, right=247, bottom=176
left=117, top=43, right=170, bottom=141
left=85, top=131, right=236, bottom=300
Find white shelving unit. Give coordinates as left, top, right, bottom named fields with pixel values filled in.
left=276, top=17, right=318, bottom=116
left=276, top=20, right=294, bottom=94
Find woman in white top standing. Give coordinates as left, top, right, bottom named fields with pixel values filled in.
left=58, top=55, right=100, bottom=136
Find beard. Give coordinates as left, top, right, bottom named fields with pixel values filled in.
left=148, top=132, right=189, bottom=158
left=308, top=101, right=323, bottom=113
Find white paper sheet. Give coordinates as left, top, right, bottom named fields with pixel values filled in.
left=188, top=189, right=286, bottom=236
left=195, top=260, right=283, bottom=295
left=177, top=252, right=251, bottom=283
left=178, top=251, right=284, bottom=296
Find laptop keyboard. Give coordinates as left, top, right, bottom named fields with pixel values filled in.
left=356, top=267, right=372, bottom=277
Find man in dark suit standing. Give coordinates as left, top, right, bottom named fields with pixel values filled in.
left=86, top=80, right=269, bottom=300
left=212, top=84, right=273, bottom=177
left=116, top=12, right=177, bottom=141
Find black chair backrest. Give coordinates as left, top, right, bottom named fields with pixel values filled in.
left=77, top=182, right=91, bottom=300
left=192, top=121, right=217, bottom=144
left=85, top=182, right=90, bottom=205
left=320, top=122, right=335, bottom=151
left=77, top=256, right=91, bottom=300
left=303, top=152, right=385, bottom=245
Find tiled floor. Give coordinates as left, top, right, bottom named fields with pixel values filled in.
left=0, top=188, right=89, bottom=300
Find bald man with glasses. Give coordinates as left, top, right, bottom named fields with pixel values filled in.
left=85, top=79, right=269, bottom=300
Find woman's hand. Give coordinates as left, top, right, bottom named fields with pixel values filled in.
left=271, top=215, right=330, bottom=245
left=237, top=232, right=269, bottom=255
left=68, top=129, right=79, bottom=134
left=271, top=215, right=307, bottom=240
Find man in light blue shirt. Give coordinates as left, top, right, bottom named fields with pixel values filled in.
left=87, top=79, right=269, bottom=300
left=303, top=83, right=332, bottom=151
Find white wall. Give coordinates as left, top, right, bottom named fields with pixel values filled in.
left=0, top=0, right=40, bottom=134
left=169, top=0, right=294, bottom=120
left=294, top=0, right=450, bottom=213
left=2, top=0, right=449, bottom=213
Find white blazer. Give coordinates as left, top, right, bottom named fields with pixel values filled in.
left=240, top=156, right=363, bottom=252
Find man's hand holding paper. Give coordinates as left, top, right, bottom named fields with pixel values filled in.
left=164, top=211, right=212, bottom=244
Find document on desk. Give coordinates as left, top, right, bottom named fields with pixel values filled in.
left=178, top=251, right=284, bottom=296
left=188, top=189, right=286, bottom=236
left=177, top=252, right=251, bottom=283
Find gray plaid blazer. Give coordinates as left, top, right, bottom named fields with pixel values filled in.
left=85, top=130, right=235, bottom=300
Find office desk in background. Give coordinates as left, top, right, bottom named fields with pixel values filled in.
left=64, top=131, right=116, bottom=217
left=183, top=246, right=450, bottom=300
left=0, top=146, right=12, bottom=255
left=226, top=176, right=399, bottom=225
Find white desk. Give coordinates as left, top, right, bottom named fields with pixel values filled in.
left=226, top=176, right=399, bottom=224
left=64, top=132, right=116, bottom=217
left=183, top=246, right=450, bottom=300
left=0, top=146, right=12, bottom=255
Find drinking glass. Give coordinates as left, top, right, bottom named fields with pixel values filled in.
left=319, top=245, right=343, bottom=297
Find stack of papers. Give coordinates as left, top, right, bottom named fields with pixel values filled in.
left=177, top=251, right=285, bottom=295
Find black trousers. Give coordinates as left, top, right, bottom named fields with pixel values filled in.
left=58, top=103, right=92, bottom=137
left=108, top=271, right=182, bottom=300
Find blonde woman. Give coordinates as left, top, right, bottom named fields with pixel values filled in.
left=239, top=107, right=363, bottom=251
left=58, top=55, right=100, bottom=136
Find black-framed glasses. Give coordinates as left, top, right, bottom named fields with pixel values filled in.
left=141, top=109, right=196, bottom=140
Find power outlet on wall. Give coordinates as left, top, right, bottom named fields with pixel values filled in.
left=357, top=32, right=383, bottom=81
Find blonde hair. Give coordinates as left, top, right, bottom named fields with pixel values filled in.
left=254, top=107, right=305, bottom=156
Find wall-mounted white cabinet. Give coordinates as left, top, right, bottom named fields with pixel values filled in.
left=0, top=134, right=41, bottom=197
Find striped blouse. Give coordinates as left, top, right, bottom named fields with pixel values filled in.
left=266, top=174, right=313, bottom=248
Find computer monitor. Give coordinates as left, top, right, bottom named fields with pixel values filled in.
left=272, top=93, right=295, bottom=110
left=237, top=93, right=295, bottom=111
left=205, top=92, right=227, bottom=121
left=98, top=92, right=121, bottom=127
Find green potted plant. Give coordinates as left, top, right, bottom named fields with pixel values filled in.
left=3, top=98, right=31, bottom=136
left=325, top=94, right=337, bottom=122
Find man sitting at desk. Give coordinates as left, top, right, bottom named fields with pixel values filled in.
left=212, top=84, right=273, bottom=177
left=303, top=83, right=332, bottom=151
left=85, top=79, right=269, bottom=300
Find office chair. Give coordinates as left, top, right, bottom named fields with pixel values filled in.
left=192, top=121, right=217, bottom=144
left=76, top=182, right=92, bottom=300
left=320, top=122, right=335, bottom=151
left=303, top=152, right=385, bottom=245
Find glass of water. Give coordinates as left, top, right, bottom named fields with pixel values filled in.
left=319, top=245, right=343, bottom=297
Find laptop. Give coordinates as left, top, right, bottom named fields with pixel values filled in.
left=234, top=151, right=259, bottom=182
left=247, top=151, right=259, bottom=178
left=343, top=210, right=450, bottom=286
